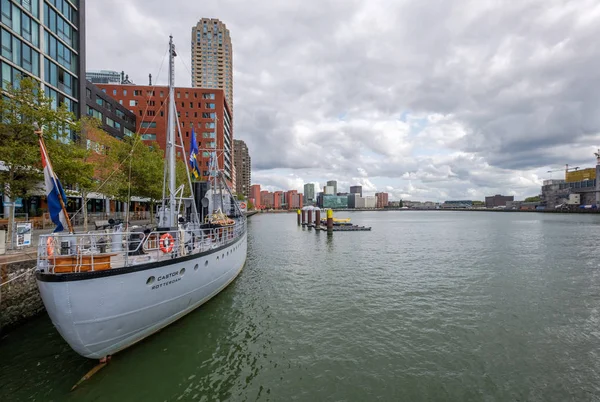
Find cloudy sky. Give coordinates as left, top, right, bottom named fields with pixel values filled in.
left=87, top=0, right=600, bottom=201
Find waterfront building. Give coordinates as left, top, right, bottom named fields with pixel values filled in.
left=441, top=200, right=473, bottom=209
left=191, top=18, right=233, bottom=110
left=375, top=192, right=389, bottom=208
left=364, top=196, right=376, bottom=208
left=326, top=180, right=337, bottom=195
left=86, top=70, right=122, bottom=85
left=97, top=84, right=233, bottom=185
left=233, top=139, right=250, bottom=198
left=485, top=194, right=514, bottom=208
left=1, top=0, right=86, bottom=117
left=273, top=191, right=283, bottom=209
left=85, top=81, right=136, bottom=139
left=285, top=190, right=303, bottom=209
left=303, top=183, right=315, bottom=205
left=350, top=186, right=363, bottom=198
left=347, top=193, right=359, bottom=208
left=322, top=195, right=348, bottom=209
left=250, top=184, right=261, bottom=209
left=316, top=192, right=324, bottom=208
left=260, top=191, right=274, bottom=209
left=324, top=185, right=334, bottom=195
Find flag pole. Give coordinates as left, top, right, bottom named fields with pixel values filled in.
left=35, top=126, right=75, bottom=234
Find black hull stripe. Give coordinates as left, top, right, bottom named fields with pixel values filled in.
left=36, top=230, right=246, bottom=283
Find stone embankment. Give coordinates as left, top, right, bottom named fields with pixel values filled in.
left=0, top=256, right=43, bottom=333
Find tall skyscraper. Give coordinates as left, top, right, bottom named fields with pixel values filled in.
left=234, top=139, right=251, bottom=198
left=304, top=183, right=315, bottom=204
left=191, top=18, right=233, bottom=110
left=326, top=180, right=337, bottom=195
left=1, top=0, right=86, bottom=117
left=350, top=186, right=363, bottom=198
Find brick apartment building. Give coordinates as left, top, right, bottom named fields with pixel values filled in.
left=97, top=84, right=233, bottom=186
left=375, top=192, right=389, bottom=208
left=249, top=184, right=261, bottom=209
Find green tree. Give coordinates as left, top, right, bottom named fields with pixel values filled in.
left=75, top=118, right=121, bottom=229
left=399, top=199, right=403, bottom=208
left=525, top=195, right=541, bottom=202
left=0, top=78, right=94, bottom=235
left=0, top=79, right=77, bottom=201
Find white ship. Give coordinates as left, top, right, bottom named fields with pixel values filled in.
left=35, top=37, right=247, bottom=360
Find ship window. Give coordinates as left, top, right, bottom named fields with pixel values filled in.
left=222, top=253, right=224, bottom=259
left=179, top=268, right=185, bottom=276
left=216, top=256, right=219, bottom=261
left=146, top=276, right=155, bottom=285
left=194, top=264, right=199, bottom=271
left=204, top=260, right=208, bottom=266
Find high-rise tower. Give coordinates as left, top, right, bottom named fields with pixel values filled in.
left=234, top=139, right=251, bottom=198
left=191, top=18, right=233, bottom=110
left=1, top=0, right=86, bottom=118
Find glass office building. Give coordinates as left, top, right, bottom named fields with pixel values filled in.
left=322, top=195, right=349, bottom=209
left=0, top=0, right=85, bottom=117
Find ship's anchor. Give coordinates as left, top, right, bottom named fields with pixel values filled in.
left=71, top=356, right=112, bottom=391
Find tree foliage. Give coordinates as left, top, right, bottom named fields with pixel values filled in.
left=525, top=196, right=541, bottom=203
left=0, top=78, right=90, bottom=200
left=106, top=135, right=165, bottom=202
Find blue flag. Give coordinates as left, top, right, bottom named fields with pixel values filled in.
left=189, top=129, right=200, bottom=179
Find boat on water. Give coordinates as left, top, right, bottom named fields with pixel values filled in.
left=34, top=37, right=247, bottom=360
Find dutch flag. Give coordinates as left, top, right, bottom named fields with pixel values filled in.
left=39, top=139, right=70, bottom=233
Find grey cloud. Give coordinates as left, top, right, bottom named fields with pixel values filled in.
left=87, top=0, right=600, bottom=201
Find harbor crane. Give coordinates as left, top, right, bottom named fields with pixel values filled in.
left=547, top=164, right=579, bottom=173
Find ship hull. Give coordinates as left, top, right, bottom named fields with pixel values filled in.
left=36, top=232, right=247, bottom=359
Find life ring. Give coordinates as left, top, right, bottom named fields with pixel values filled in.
left=159, top=233, right=174, bottom=253
left=46, top=237, right=54, bottom=256
left=240, top=202, right=247, bottom=209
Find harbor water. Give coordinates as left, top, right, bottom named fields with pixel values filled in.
left=1, top=211, right=599, bottom=401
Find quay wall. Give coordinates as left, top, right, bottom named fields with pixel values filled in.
left=0, top=258, right=43, bottom=334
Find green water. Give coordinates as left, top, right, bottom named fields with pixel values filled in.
left=1, top=211, right=600, bottom=401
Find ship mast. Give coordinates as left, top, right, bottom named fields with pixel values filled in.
left=167, top=36, right=177, bottom=226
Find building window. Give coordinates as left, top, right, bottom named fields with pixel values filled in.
left=86, top=88, right=91, bottom=99
left=140, top=121, right=157, bottom=128
left=206, top=103, right=215, bottom=109
left=96, top=97, right=103, bottom=106
left=129, top=100, right=137, bottom=106
left=141, top=134, right=156, bottom=140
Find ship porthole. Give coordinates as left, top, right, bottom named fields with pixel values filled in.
left=222, top=253, right=225, bottom=259
left=180, top=268, right=186, bottom=276
left=194, top=264, right=199, bottom=271
left=227, top=251, right=229, bottom=256
left=205, top=260, right=208, bottom=266
left=216, top=256, right=219, bottom=261
left=147, top=276, right=155, bottom=285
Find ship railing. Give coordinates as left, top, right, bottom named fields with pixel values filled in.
left=37, top=220, right=246, bottom=274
